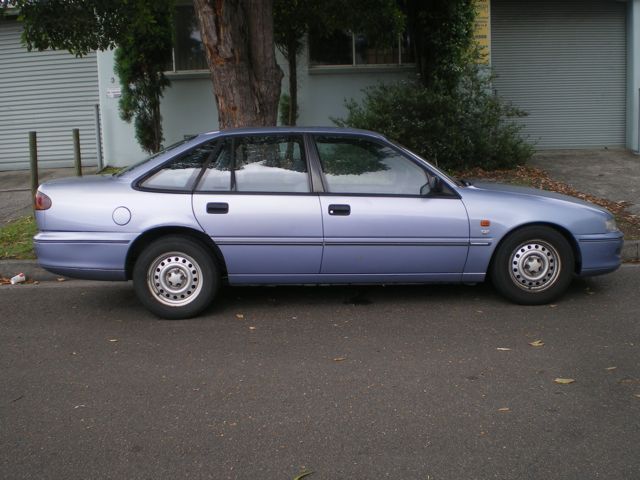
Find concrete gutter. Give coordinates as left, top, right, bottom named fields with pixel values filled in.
left=2, top=240, right=639, bottom=282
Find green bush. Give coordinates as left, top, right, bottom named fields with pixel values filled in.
left=333, top=68, right=534, bottom=172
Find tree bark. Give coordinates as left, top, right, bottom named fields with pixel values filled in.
left=287, top=41, right=297, bottom=125
left=193, top=0, right=283, bottom=129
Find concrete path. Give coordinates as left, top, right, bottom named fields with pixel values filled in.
left=530, top=148, right=640, bottom=215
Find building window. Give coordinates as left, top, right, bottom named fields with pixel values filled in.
left=167, top=4, right=207, bottom=72
left=309, top=29, right=414, bottom=67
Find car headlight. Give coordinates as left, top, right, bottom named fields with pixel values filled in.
left=605, top=217, right=618, bottom=232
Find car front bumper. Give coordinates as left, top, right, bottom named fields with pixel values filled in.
left=34, top=231, right=136, bottom=281
left=576, top=232, right=624, bottom=276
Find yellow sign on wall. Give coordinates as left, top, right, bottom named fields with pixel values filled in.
left=474, top=0, right=491, bottom=65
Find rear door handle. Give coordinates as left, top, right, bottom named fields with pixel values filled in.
left=207, top=202, right=229, bottom=214
left=328, top=204, right=350, bottom=216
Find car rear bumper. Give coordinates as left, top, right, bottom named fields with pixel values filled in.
left=34, top=231, right=136, bottom=281
left=576, top=232, right=624, bottom=276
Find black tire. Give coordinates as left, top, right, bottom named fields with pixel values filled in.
left=490, top=226, right=575, bottom=305
left=133, top=235, right=219, bottom=319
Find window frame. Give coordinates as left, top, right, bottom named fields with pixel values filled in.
left=134, top=138, right=223, bottom=194
left=308, top=133, right=459, bottom=199
left=308, top=31, right=416, bottom=73
left=164, top=2, right=209, bottom=75
left=194, top=133, right=314, bottom=196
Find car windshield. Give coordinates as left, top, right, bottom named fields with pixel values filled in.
left=115, top=137, right=196, bottom=177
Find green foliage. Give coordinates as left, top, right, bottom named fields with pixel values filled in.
left=334, top=71, right=534, bottom=171
left=17, top=0, right=173, bottom=153
left=278, top=93, right=298, bottom=126
left=16, top=0, right=127, bottom=56
left=114, top=1, right=173, bottom=153
left=402, top=0, right=476, bottom=91
left=274, top=0, right=404, bottom=125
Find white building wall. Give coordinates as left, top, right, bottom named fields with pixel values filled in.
left=97, top=48, right=413, bottom=166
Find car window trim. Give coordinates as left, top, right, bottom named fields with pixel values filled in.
left=309, top=133, right=460, bottom=199
left=194, top=133, right=313, bottom=195
left=133, top=136, right=219, bottom=194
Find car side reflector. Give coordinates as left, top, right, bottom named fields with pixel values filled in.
left=480, top=219, right=491, bottom=227
left=35, top=191, right=52, bottom=210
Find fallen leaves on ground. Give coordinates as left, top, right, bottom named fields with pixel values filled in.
left=529, top=340, right=544, bottom=347
left=457, top=165, right=640, bottom=239
left=619, top=377, right=640, bottom=385
left=248, top=326, right=256, bottom=331
left=496, top=347, right=511, bottom=351
left=333, top=357, right=347, bottom=362
left=235, top=313, right=244, bottom=320
left=554, top=378, right=575, bottom=385
left=605, top=366, right=617, bottom=371
left=0, top=277, right=10, bottom=285
left=498, top=407, right=510, bottom=412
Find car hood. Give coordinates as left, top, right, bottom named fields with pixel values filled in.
left=467, top=182, right=611, bottom=215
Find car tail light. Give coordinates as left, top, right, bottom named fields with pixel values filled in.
left=35, top=191, right=52, bottom=210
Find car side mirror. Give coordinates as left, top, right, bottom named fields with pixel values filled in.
left=420, top=176, right=442, bottom=196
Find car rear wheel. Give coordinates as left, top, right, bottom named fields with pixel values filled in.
left=133, top=235, right=219, bottom=319
left=490, top=226, right=575, bottom=305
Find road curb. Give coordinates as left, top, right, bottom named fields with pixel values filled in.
left=2, top=240, right=639, bottom=282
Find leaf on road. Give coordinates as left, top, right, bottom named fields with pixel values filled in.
left=498, top=407, right=510, bottom=412
left=293, top=471, right=313, bottom=480
left=333, top=357, right=347, bottom=362
left=57, top=277, right=66, bottom=282
left=235, top=313, right=244, bottom=320
left=618, top=377, right=640, bottom=385
left=549, top=304, right=557, bottom=308
left=496, top=347, right=511, bottom=351
left=634, top=394, right=640, bottom=399
left=248, top=326, right=256, bottom=331
left=108, top=339, right=118, bottom=342
left=605, top=366, right=617, bottom=371
left=529, top=340, right=544, bottom=347
left=554, top=378, right=575, bottom=385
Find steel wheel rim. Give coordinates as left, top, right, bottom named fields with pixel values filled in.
left=147, top=251, right=203, bottom=307
left=509, top=239, right=561, bottom=292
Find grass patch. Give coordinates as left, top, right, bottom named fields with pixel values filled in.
left=0, top=216, right=37, bottom=259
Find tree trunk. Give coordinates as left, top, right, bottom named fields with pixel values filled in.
left=193, top=0, right=283, bottom=129
left=287, top=41, right=297, bottom=126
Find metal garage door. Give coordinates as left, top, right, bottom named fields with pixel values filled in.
left=491, top=0, right=626, bottom=149
left=0, top=19, right=99, bottom=171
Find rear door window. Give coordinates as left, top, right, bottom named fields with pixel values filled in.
left=196, top=135, right=310, bottom=193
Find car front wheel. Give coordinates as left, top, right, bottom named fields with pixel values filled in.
left=490, top=226, right=575, bottom=305
left=133, top=235, right=219, bottom=319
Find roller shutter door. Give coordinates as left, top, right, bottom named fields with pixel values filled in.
left=0, top=19, right=99, bottom=171
left=491, top=0, right=626, bottom=149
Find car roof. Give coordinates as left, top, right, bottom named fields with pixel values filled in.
left=202, top=126, right=387, bottom=140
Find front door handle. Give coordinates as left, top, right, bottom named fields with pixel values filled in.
left=328, top=204, right=350, bottom=216
left=207, top=202, right=229, bottom=214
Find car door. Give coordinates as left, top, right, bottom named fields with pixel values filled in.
left=312, top=134, right=469, bottom=281
left=192, top=134, right=323, bottom=282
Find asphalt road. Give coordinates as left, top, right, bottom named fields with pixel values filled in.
left=1, top=267, right=639, bottom=479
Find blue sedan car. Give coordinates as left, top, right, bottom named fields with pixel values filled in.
left=34, top=127, right=623, bottom=319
